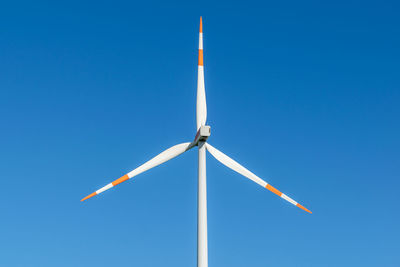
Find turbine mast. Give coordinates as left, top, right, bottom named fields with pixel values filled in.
left=198, top=141, right=208, bottom=267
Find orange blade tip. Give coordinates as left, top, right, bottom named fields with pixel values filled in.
left=297, top=203, right=312, bottom=214
left=81, top=192, right=97, bottom=202
left=199, top=17, right=203, bottom=33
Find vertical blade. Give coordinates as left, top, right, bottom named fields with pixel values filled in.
left=196, top=16, right=207, bottom=130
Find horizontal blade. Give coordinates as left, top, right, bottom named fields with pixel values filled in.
left=81, top=142, right=193, bottom=201
left=206, top=143, right=311, bottom=213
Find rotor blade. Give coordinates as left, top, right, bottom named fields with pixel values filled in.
left=81, top=142, right=193, bottom=201
left=196, top=16, right=207, bottom=130
left=206, top=143, right=311, bottom=213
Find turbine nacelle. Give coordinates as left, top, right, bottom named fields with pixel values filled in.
left=193, top=125, right=211, bottom=145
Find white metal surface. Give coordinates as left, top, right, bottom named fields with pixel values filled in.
left=206, top=143, right=267, bottom=187
left=206, top=143, right=311, bottom=212
left=197, top=141, right=208, bottom=267
left=82, top=142, right=193, bottom=200
left=199, top=126, right=211, bottom=138
left=96, top=183, right=113, bottom=194
left=197, top=67, right=207, bottom=130
left=281, top=193, right=298, bottom=205
left=199, top=33, right=203, bottom=50
left=127, top=142, right=193, bottom=178
left=196, top=21, right=207, bottom=130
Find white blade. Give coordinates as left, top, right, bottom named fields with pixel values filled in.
left=196, top=17, right=207, bottom=130
left=206, top=143, right=311, bottom=213
left=81, top=142, right=193, bottom=201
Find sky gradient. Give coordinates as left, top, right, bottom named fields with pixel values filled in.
left=1, top=0, right=399, bottom=266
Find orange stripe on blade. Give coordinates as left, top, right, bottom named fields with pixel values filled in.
left=81, top=192, right=97, bottom=202
left=198, top=50, right=203, bottom=66
left=112, top=174, right=129, bottom=186
left=265, top=184, right=282, bottom=196
left=297, top=203, right=312, bottom=214
left=199, top=17, right=203, bottom=33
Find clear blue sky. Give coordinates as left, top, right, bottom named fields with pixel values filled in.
left=1, top=0, right=399, bottom=266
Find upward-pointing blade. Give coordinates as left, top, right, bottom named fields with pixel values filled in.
left=206, top=143, right=312, bottom=213
left=196, top=17, right=207, bottom=130
left=81, top=142, right=193, bottom=201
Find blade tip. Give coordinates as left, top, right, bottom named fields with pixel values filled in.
left=81, top=192, right=96, bottom=202
left=297, top=203, right=312, bottom=214
left=199, top=16, right=203, bottom=33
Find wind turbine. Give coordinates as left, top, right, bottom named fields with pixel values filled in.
left=81, top=17, right=311, bottom=267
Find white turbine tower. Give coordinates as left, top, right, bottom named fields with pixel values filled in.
left=81, top=17, right=311, bottom=267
